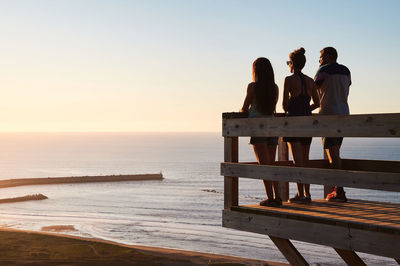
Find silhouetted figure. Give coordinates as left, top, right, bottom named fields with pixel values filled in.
left=241, top=57, right=282, bottom=207
left=314, top=47, right=351, bottom=202
left=282, top=47, right=320, bottom=204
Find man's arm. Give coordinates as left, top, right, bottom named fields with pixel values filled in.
left=314, top=66, right=327, bottom=89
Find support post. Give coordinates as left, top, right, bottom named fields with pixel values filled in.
left=278, top=137, right=289, bottom=201
left=269, top=236, right=309, bottom=266
left=224, top=137, right=238, bottom=209
left=334, top=248, right=366, bottom=266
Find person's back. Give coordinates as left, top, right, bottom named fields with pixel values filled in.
left=315, top=52, right=351, bottom=116
left=285, top=73, right=315, bottom=116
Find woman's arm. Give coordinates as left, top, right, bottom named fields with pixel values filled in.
left=310, top=81, right=320, bottom=111
left=240, top=83, right=254, bottom=113
left=282, top=77, right=289, bottom=113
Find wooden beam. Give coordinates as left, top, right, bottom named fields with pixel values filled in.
left=248, top=159, right=400, bottom=173
left=269, top=236, right=309, bottom=266
left=224, top=137, right=238, bottom=209
left=221, top=162, right=400, bottom=192
left=222, top=209, right=400, bottom=258
left=341, top=159, right=400, bottom=173
left=277, top=137, right=289, bottom=201
left=222, top=113, right=400, bottom=137
left=334, top=248, right=366, bottom=266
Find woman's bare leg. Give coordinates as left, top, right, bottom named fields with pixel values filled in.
left=288, top=142, right=305, bottom=197
left=267, top=145, right=280, bottom=198
left=253, top=143, right=274, bottom=199
left=303, top=144, right=311, bottom=197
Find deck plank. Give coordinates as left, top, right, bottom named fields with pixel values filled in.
left=223, top=200, right=400, bottom=258
left=231, top=199, right=400, bottom=234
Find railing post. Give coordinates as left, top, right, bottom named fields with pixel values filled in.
left=224, top=136, right=238, bottom=209
left=278, top=137, right=289, bottom=201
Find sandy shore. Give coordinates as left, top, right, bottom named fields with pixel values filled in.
left=0, top=174, right=163, bottom=188
left=0, top=228, right=286, bottom=265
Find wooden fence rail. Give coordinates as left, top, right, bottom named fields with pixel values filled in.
left=223, top=113, right=400, bottom=137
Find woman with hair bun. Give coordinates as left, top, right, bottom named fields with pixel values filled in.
left=282, top=48, right=320, bottom=204
left=241, top=57, right=282, bottom=207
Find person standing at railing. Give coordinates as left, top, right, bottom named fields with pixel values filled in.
left=240, top=57, right=282, bottom=207
left=315, top=47, right=351, bottom=202
left=282, top=47, right=320, bottom=204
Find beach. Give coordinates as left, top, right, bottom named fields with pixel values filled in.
left=0, top=227, right=284, bottom=265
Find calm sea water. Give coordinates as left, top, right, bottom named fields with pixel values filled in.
left=0, top=133, right=398, bottom=265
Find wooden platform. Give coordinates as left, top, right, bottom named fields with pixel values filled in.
left=223, top=199, right=400, bottom=258
left=221, top=112, right=400, bottom=265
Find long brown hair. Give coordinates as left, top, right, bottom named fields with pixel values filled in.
left=252, top=57, right=276, bottom=115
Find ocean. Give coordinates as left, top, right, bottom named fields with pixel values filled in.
left=0, top=133, right=398, bottom=265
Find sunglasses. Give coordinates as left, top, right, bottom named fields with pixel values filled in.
left=286, top=61, right=292, bottom=66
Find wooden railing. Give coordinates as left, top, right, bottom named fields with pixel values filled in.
left=221, top=112, right=400, bottom=265
left=222, top=112, right=400, bottom=207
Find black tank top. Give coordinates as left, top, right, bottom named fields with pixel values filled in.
left=287, top=73, right=311, bottom=116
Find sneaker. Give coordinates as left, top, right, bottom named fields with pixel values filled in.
left=260, top=198, right=282, bottom=207
left=274, top=197, right=283, bottom=206
left=326, top=190, right=347, bottom=202
left=289, top=194, right=306, bottom=204
left=304, top=195, right=312, bottom=204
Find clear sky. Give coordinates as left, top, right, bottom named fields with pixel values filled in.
left=1, top=0, right=399, bottom=132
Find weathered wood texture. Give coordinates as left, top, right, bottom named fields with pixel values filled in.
left=222, top=199, right=400, bottom=258
left=277, top=137, right=289, bottom=201
left=221, top=161, right=400, bottom=192
left=269, top=236, right=309, bottom=266
left=334, top=248, right=366, bottom=266
left=224, top=137, right=238, bottom=209
left=222, top=113, right=400, bottom=137
left=253, top=158, right=400, bottom=173
left=221, top=112, right=400, bottom=263
left=229, top=199, right=400, bottom=234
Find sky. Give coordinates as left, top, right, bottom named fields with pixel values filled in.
left=0, top=0, right=399, bottom=132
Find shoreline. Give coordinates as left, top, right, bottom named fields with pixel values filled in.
left=0, top=174, right=163, bottom=189
left=0, top=227, right=286, bottom=265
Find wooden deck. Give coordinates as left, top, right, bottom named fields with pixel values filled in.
left=230, top=199, right=400, bottom=233
left=223, top=199, right=400, bottom=259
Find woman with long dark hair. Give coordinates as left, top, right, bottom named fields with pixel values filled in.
left=241, top=57, right=281, bottom=207
left=283, top=48, right=320, bottom=203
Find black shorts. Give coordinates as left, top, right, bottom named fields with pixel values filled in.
left=283, top=137, right=312, bottom=146
left=322, top=137, right=343, bottom=149
left=250, top=137, right=278, bottom=146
